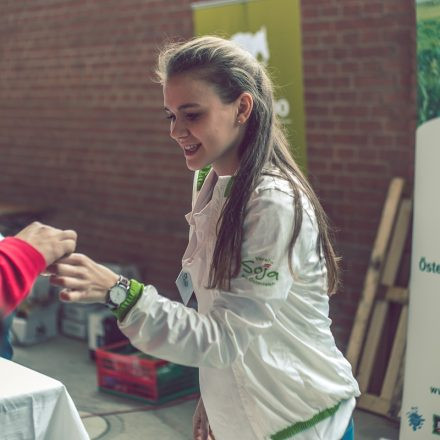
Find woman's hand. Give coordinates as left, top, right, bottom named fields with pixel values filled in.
left=193, top=398, right=215, bottom=440
left=48, top=253, right=118, bottom=303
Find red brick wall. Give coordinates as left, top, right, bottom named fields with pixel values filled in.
left=0, top=0, right=416, bottom=347
left=301, top=0, right=416, bottom=347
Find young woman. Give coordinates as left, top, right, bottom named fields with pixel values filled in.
left=51, top=36, right=360, bottom=440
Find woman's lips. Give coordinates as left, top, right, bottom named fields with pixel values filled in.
left=183, top=143, right=201, bottom=156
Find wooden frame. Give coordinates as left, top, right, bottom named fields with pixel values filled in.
left=346, top=178, right=412, bottom=419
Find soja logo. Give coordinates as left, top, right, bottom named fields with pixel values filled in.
left=407, top=407, right=425, bottom=431
left=241, top=258, right=279, bottom=286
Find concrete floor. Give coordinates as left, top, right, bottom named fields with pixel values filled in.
left=12, top=335, right=400, bottom=439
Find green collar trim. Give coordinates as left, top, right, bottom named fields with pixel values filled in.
left=196, top=165, right=234, bottom=198
left=224, top=176, right=234, bottom=197
left=270, top=402, right=341, bottom=440
left=196, top=165, right=212, bottom=191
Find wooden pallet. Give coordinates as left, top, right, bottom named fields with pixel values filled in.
left=346, top=178, right=412, bottom=419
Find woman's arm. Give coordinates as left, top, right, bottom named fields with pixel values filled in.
left=0, top=237, right=45, bottom=315
left=121, top=188, right=298, bottom=367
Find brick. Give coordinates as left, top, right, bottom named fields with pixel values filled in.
left=363, top=2, right=384, bottom=15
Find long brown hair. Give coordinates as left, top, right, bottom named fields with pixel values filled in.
left=156, top=36, right=340, bottom=294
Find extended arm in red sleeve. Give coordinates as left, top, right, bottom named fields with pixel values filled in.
left=0, top=237, right=46, bottom=316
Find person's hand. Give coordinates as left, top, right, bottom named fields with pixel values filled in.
left=48, top=253, right=119, bottom=304
left=15, top=222, right=77, bottom=266
left=193, top=398, right=215, bottom=440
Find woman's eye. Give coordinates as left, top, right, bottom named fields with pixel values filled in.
left=185, top=113, right=200, bottom=121
left=165, top=114, right=175, bottom=121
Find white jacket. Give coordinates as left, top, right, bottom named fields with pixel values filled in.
left=120, top=168, right=360, bottom=439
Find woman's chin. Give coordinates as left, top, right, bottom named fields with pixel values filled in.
left=185, top=162, right=199, bottom=171
left=185, top=159, right=209, bottom=172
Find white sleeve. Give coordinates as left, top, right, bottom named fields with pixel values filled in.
left=119, top=188, right=301, bottom=368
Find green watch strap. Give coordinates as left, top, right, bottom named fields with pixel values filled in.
left=113, top=278, right=144, bottom=321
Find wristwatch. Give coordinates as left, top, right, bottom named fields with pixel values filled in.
left=105, top=275, right=130, bottom=310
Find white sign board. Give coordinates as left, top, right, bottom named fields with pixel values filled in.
left=400, top=117, right=440, bottom=438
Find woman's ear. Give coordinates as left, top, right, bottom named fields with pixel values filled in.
left=236, top=92, right=253, bottom=125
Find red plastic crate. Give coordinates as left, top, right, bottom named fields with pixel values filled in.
left=95, top=341, right=199, bottom=404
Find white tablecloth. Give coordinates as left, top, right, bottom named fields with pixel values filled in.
left=0, top=358, right=89, bottom=440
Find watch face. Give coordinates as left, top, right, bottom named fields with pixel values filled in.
left=110, top=286, right=127, bottom=305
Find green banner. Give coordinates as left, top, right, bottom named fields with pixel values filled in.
left=192, top=0, right=307, bottom=172
left=416, top=0, right=440, bottom=126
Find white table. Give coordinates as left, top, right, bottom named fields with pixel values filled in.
left=0, top=358, right=89, bottom=439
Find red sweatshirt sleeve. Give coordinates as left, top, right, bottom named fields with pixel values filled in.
left=0, top=237, right=46, bottom=316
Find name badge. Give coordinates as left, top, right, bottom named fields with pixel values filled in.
left=175, top=270, right=194, bottom=306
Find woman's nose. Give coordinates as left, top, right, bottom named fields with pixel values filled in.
left=170, top=118, right=189, bottom=140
